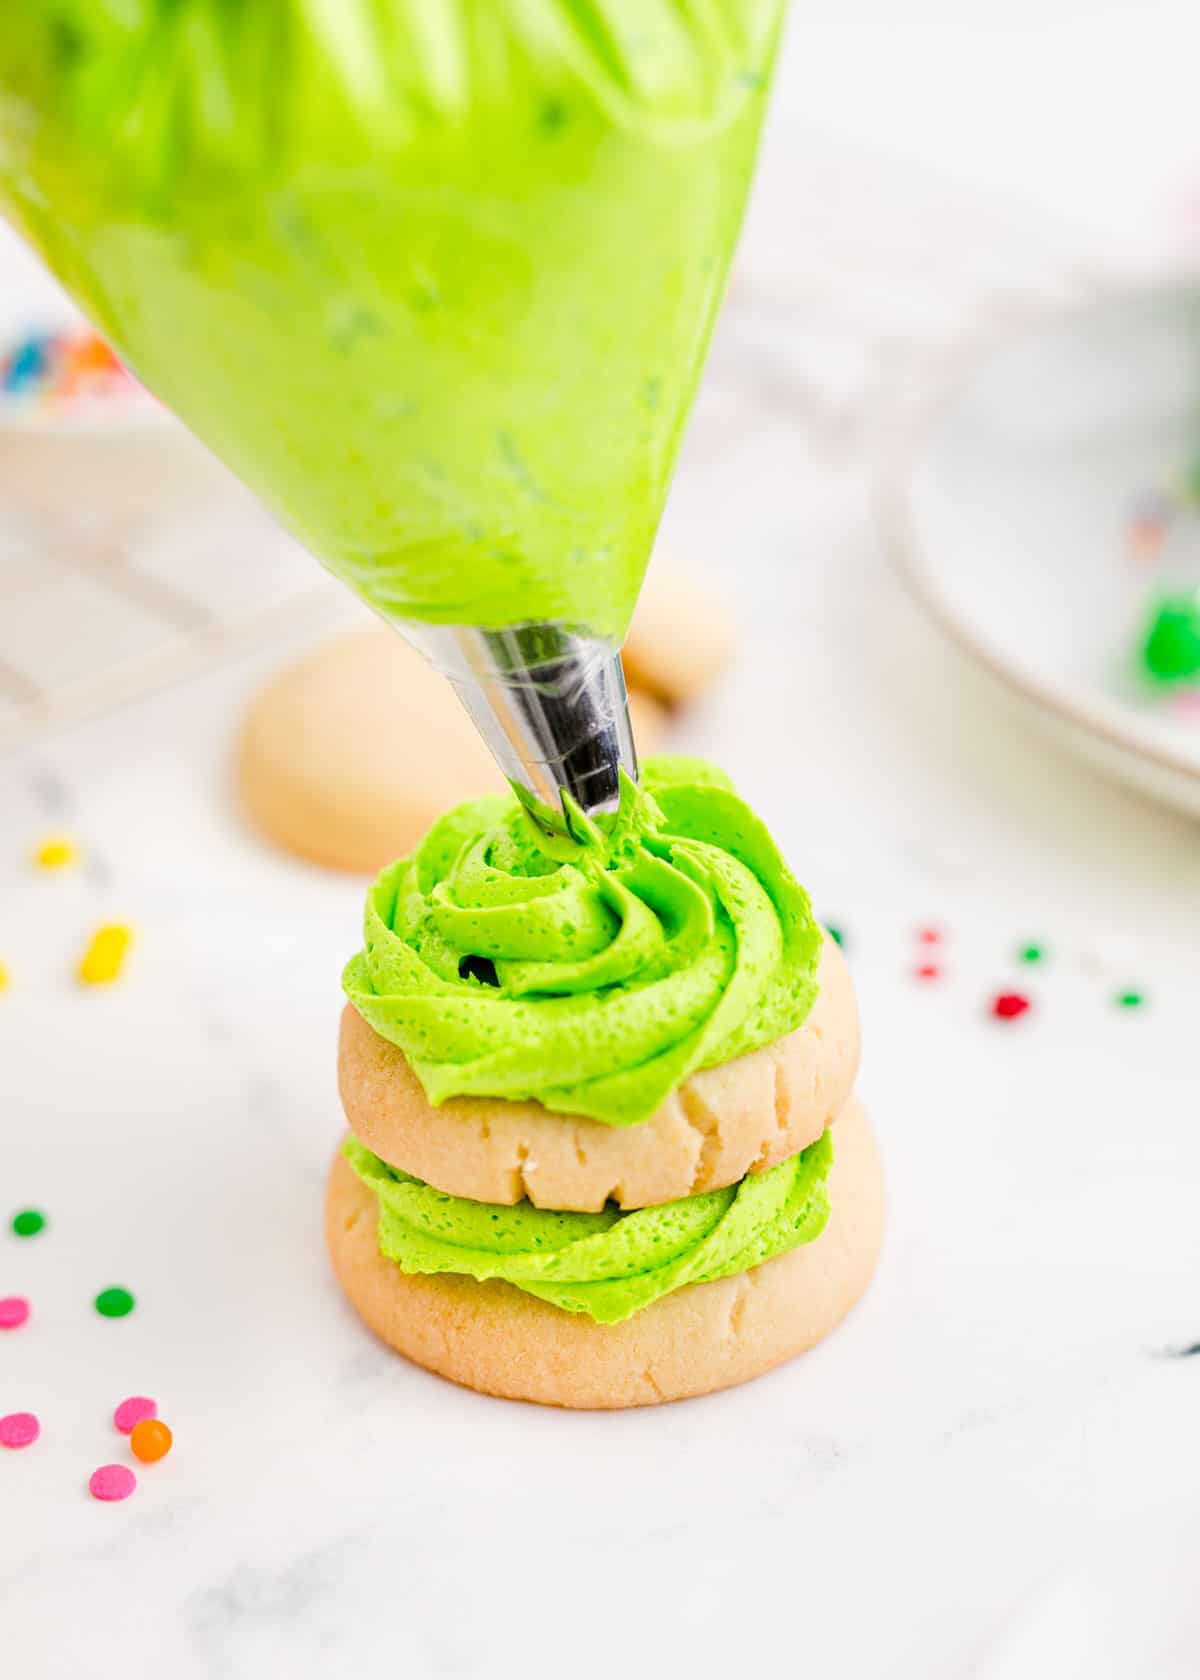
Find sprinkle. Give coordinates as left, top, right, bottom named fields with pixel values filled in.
left=1, top=335, right=50, bottom=393
left=991, top=991, right=1031, bottom=1021
left=63, top=333, right=123, bottom=380
left=1127, top=494, right=1169, bottom=563
left=1139, top=593, right=1200, bottom=685
left=89, top=1464, right=136, bottom=1502
left=130, top=1418, right=172, bottom=1463
left=11, top=1209, right=45, bottom=1238
left=1116, top=990, right=1145, bottom=1010
left=2, top=328, right=136, bottom=412
left=0, top=1411, right=40, bottom=1448
left=914, top=962, right=941, bottom=981
left=1018, top=943, right=1046, bottom=964
left=825, top=924, right=846, bottom=948
left=32, top=835, right=79, bottom=870
left=94, top=1287, right=135, bottom=1319
left=0, top=1412, right=40, bottom=1449
left=0, top=1296, right=31, bottom=1330
left=113, top=1396, right=157, bottom=1435
left=916, top=925, right=944, bottom=946
left=78, top=924, right=133, bottom=985
left=0, top=963, right=9, bottom=993
left=1129, top=524, right=1166, bottom=564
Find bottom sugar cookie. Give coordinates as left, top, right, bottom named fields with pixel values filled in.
left=326, top=1100, right=883, bottom=1410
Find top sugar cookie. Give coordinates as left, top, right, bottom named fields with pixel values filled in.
left=338, top=933, right=858, bottom=1211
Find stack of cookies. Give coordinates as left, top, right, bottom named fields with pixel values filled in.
left=326, top=760, right=882, bottom=1409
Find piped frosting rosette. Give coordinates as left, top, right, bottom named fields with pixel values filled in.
left=343, top=757, right=824, bottom=1128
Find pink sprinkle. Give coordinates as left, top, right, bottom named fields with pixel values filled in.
left=89, top=1463, right=136, bottom=1502
left=916, top=925, right=944, bottom=946
left=0, top=1411, right=39, bottom=1448
left=1128, top=519, right=1166, bottom=564
left=113, top=1395, right=158, bottom=1435
left=0, top=1296, right=30, bottom=1330
left=914, top=962, right=941, bottom=981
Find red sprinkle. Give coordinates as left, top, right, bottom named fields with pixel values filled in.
left=0, top=1296, right=30, bottom=1330
left=89, top=1464, right=136, bottom=1502
left=914, top=962, right=941, bottom=980
left=917, top=926, right=944, bottom=945
left=992, top=991, right=1031, bottom=1021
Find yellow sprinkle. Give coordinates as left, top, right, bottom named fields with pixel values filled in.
left=33, top=835, right=80, bottom=870
left=78, top=924, right=133, bottom=985
left=0, top=962, right=9, bottom=992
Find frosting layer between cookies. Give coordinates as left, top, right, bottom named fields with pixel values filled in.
left=343, top=1128, right=833, bottom=1324
left=343, top=757, right=823, bottom=1128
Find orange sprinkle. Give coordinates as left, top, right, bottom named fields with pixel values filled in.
left=65, top=333, right=123, bottom=378
left=33, top=834, right=79, bottom=870
left=130, top=1417, right=172, bottom=1463
left=78, top=924, right=133, bottom=985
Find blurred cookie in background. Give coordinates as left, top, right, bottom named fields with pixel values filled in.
left=620, top=562, right=735, bottom=707
left=237, top=625, right=669, bottom=875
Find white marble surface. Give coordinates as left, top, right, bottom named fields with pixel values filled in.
left=4, top=33, right=1200, bottom=1674
left=3, top=377, right=1200, bottom=1677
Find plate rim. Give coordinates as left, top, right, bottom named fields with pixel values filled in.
left=877, top=280, right=1200, bottom=792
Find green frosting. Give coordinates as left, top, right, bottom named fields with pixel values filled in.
left=344, top=756, right=823, bottom=1128
left=344, top=1127, right=832, bottom=1324
left=0, top=1, right=783, bottom=642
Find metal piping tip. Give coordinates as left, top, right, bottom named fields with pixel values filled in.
left=388, top=618, right=638, bottom=835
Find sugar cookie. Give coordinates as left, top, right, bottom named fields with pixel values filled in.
left=620, top=563, right=734, bottom=706
left=237, top=626, right=667, bottom=874
left=326, top=1098, right=882, bottom=1410
left=339, top=935, right=859, bottom=1211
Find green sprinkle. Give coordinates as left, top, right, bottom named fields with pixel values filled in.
left=94, top=1286, right=135, bottom=1318
left=1116, top=990, right=1145, bottom=1010
left=11, top=1208, right=45, bottom=1238
left=1140, top=594, right=1200, bottom=684
left=1019, top=944, right=1045, bottom=965
left=825, top=924, right=846, bottom=948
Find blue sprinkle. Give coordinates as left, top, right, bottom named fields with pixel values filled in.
left=2, top=335, right=52, bottom=393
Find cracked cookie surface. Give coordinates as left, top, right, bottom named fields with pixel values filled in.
left=338, top=937, right=859, bottom=1212
left=326, top=1098, right=882, bottom=1408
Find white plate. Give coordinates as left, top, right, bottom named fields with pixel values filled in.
left=883, top=286, right=1200, bottom=817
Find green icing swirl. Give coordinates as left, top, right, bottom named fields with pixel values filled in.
left=343, top=757, right=823, bottom=1128
left=344, top=1128, right=833, bottom=1324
